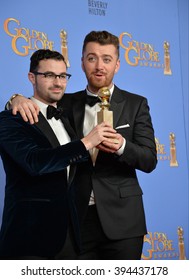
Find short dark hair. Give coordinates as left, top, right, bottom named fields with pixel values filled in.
left=29, top=49, right=66, bottom=72
left=82, top=31, right=120, bottom=58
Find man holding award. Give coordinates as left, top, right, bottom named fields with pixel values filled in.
left=6, top=30, right=157, bottom=259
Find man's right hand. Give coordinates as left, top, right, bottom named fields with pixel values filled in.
left=10, top=95, right=39, bottom=124
left=81, top=122, right=119, bottom=152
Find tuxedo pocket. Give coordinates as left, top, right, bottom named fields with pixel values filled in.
left=119, top=185, right=143, bottom=198
left=115, top=124, right=130, bottom=129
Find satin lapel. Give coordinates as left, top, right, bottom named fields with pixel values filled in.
left=35, top=112, right=60, bottom=148
left=72, top=91, right=86, bottom=138
left=60, top=115, right=77, bottom=140
left=110, top=86, right=126, bottom=128
left=60, top=115, right=78, bottom=186
left=35, top=113, right=68, bottom=179
left=72, top=91, right=94, bottom=167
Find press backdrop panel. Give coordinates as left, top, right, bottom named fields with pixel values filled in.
left=0, top=0, right=188, bottom=260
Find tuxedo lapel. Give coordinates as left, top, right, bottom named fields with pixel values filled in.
left=35, top=112, right=60, bottom=148
left=71, top=91, right=94, bottom=167
left=35, top=112, right=75, bottom=183
left=60, top=115, right=77, bottom=140
left=72, top=91, right=86, bottom=138
left=60, top=115, right=78, bottom=185
left=110, top=86, right=127, bottom=128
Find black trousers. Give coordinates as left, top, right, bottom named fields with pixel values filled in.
left=78, top=205, right=144, bottom=260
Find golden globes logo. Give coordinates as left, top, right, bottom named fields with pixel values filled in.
left=119, top=32, right=161, bottom=68
left=142, top=231, right=178, bottom=260
left=155, top=137, right=167, bottom=160
left=4, top=18, right=70, bottom=68
left=119, top=32, right=172, bottom=75
left=4, top=18, right=54, bottom=56
left=155, top=132, right=178, bottom=166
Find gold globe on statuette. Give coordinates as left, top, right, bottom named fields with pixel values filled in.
left=97, top=87, right=113, bottom=127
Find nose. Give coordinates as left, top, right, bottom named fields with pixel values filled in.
left=53, top=76, right=62, bottom=84
left=95, top=58, right=104, bottom=70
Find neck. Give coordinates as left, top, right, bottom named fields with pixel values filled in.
left=33, top=96, right=57, bottom=107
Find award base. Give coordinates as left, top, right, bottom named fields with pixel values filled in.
left=170, top=160, right=178, bottom=167
left=97, top=109, right=113, bottom=127
left=170, top=148, right=178, bottom=167
left=97, top=110, right=118, bottom=144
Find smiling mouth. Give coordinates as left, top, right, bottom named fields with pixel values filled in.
left=50, top=86, right=63, bottom=91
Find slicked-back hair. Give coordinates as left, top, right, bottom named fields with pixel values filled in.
left=82, top=30, right=120, bottom=58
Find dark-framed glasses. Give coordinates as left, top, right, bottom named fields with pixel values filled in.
left=32, top=71, right=71, bottom=82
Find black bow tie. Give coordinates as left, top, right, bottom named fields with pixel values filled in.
left=46, top=105, right=64, bottom=120
left=86, top=95, right=101, bottom=107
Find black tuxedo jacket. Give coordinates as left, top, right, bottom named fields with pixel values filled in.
left=59, top=85, right=157, bottom=240
left=0, top=110, right=89, bottom=258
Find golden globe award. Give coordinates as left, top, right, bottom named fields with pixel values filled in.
left=164, top=41, right=172, bottom=75
left=97, top=87, right=113, bottom=127
left=169, top=132, right=178, bottom=167
left=177, top=227, right=186, bottom=260
left=97, top=87, right=118, bottom=144
left=60, top=29, right=70, bottom=67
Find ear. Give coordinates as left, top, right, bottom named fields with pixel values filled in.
left=28, top=72, right=35, bottom=84
left=81, top=57, right=85, bottom=72
left=114, top=59, right=120, bottom=74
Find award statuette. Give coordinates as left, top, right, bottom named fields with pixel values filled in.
left=97, top=87, right=113, bottom=127
left=164, top=41, right=172, bottom=75
left=97, top=87, right=118, bottom=144
left=169, top=132, right=178, bottom=167
left=177, top=227, right=186, bottom=260
left=60, top=29, right=70, bottom=67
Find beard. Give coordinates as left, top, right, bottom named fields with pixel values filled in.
left=86, top=73, right=111, bottom=93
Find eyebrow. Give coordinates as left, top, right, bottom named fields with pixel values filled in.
left=86, top=53, right=113, bottom=58
left=40, top=71, right=68, bottom=74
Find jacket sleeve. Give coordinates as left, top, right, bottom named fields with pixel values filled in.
left=0, top=112, right=89, bottom=176
left=117, top=97, right=157, bottom=173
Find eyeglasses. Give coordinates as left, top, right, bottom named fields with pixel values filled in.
left=32, top=71, right=71, bottom=82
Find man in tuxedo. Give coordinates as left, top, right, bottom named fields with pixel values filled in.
left=6, top=31, right=157, bottom=259
left=0, top=49, right=119, bottom=259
